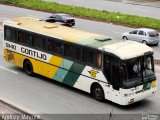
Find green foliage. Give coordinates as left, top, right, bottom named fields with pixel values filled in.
left=0, top=0, right=160, bottom=30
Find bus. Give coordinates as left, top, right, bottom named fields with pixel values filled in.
left=3, top=17, right=157, bottom=105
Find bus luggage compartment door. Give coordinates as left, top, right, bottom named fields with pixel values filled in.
left=5, top=49, right=14, bottom=63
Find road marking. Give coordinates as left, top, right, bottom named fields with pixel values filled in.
left=0, top=66, right=18, bottom=74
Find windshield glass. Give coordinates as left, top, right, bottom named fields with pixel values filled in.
left=122, top=57, right=142, bottom=87
left=148, top=31, right=159, bottom=37
left=122, top=54, right=155, bottom=88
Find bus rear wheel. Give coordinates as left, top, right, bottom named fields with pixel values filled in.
left=23, top=60, right=33, bottom=76
left=91, top=84, right=104, bottom=101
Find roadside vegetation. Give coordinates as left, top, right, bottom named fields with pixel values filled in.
left=0, top=0, right=160, bottom=30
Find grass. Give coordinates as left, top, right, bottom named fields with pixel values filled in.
left=0, top=0, right=160, bottom=30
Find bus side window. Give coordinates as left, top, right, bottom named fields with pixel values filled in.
left=82, top=48, right=97, bottom=65
left=41, top=37, right=47, bottom=51
left=18, top=31, right=26, bottom=44
left=87, top=49, right=95, bottom=64
left=96, top=52, right=102, bottom=68
left=64, top=44, right=74, bottom=57
left=48, top=39, right=56, bottom=53
left=12, top=29, right=17, bottom=42
left=55, top=42, right=64, bottom=55
left=82, top=48, right=87, bottom=62
left=32, top=35, right=47, bottom=51
left=5, top=26, right=12, bottom=41
left=74, top=46, right=82, bottom=60
left=25, top=33, right=32, bottom=46
left=32, top=35, right=41, bottom=49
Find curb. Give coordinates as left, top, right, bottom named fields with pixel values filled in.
left=0, top=99, right=30, bottom=115
left=0, top=98, right=42, bottom=119
left=155, top=58, right=160, bottom=65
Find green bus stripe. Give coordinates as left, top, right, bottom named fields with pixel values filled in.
left=53, top=68, right=68, bottom=82
left=63, top=72, right=80, bottom=86
left=62, top=62, right=85, bottom=86
left=69, top=63, right=85, bottom=74
left=53, top=59, right=73, bottom=82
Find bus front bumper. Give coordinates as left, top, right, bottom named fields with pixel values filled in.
left=121, top=87, right=157, bottom=105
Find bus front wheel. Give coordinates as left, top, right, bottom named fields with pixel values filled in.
left=91, top=83, right=104, bottom=101
left=23, top=60, right=33, bottom=76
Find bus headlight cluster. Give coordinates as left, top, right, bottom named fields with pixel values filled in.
left=128, top=98, right=134, bottom=104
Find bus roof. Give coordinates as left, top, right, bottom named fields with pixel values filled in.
left=4, top=17, right=153, bottom=59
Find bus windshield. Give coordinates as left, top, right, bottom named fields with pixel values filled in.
left=122, top=55, right=155, bottom=88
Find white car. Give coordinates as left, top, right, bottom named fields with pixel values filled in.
left=122, top=28, right=159, bottom=45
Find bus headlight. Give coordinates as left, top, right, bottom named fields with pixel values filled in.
left=128, top=98, right=134, bottom=104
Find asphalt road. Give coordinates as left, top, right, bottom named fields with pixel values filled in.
left=0, top=4, right=160, bottom=120
left=45, top=0, right=160, bottom=19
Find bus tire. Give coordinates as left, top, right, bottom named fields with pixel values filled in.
left=91, top=83, right=104, bottom=101
left=23, top=60, right=34, bottom=76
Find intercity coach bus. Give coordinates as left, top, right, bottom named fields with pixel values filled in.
left=3, top=17, right=157, bottom=105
